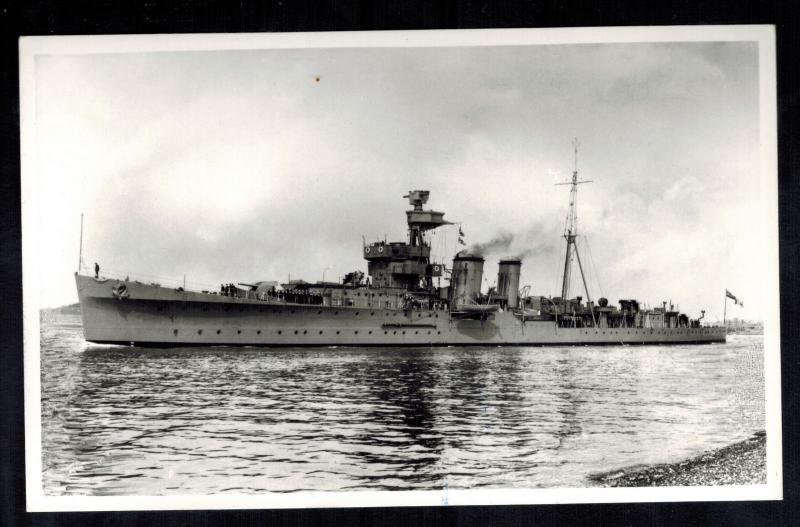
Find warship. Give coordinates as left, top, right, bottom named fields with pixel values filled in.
left=74, top=148, right=725, bottom=347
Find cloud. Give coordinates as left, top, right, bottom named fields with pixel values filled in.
left=30, top=41, right=764, bottom=321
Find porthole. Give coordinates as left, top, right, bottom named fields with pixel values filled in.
left=319, top=330, right=323, bottom=334
left=368, top=331, right=372, bottom=335
left=198, top=329, right=203, bottom=335
left=435, top=314, right=438, bottom=318
left=336, top=330, right=340, bottom=335
left=393, top=331, right=397, bottom=335
left=278, top=330, right=282, bottom=335
left=237, top=330, right=242, bottom=334
left=370, top=312, right=375, bottom=316
left=415, top=331, right=418, bottom=334
left=317, top=310, right=322, bottom=315
left=355, top=312, right=359, bottom=316
left=384, top=331, right=388, bottom=335
left=402, top=331, right=406, bottom=335
left=173, top=329, right=178, bottom=336
left=216, top=329, right=221, bottom=334
left=257, top=330, right=261, bottom=335
left=294, top=330, right=298, bottom=335
left=437, top=331, right=441, bottom=335
left=335, top=311, right=339, bottom=315
left=418, top=314, right=422, bottom=318
left=354, top=331, right=359, bottom=335
left=427, top=331, right=431, bottom=335
left=303, top=330, right=307, bottom=334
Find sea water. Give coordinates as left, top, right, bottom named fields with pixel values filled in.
left=39, top=313, right=764, bottom=495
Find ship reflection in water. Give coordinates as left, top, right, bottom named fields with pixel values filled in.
left=40, top=314, right=764, bottom=495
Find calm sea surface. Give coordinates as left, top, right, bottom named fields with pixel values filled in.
left=40, top=313, right=764, bottom=495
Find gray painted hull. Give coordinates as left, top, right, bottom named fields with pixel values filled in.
left=76, top=274, right=726, bottom=347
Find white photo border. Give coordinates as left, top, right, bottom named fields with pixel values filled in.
left=20, top=25, right=781, bottom=512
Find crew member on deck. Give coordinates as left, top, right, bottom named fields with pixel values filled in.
left=94, top=262, right=99, bottom=278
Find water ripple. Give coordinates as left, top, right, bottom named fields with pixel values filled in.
left=40, top=314, right=764, bottom=495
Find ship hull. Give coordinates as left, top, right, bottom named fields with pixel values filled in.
left=76, top=274, right=726, bottom=347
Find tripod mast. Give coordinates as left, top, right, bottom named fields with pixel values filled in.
left=556, top=139, right=593, bottom=305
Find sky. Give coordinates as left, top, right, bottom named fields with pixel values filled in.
left=29, top=39, right=766, bottom=321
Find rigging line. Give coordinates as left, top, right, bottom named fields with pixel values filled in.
left=583, top=236, right=605, bottom=300
left=555, top=237, right=566, bottom=297
left=578, top=237, right=596, bottom=298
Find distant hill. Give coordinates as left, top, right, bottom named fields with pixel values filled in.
left=40, top=302, right=81, bottom=316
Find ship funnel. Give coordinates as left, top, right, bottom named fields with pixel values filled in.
left=452, top=253, right=484, bottom=308
left=497, top=259, right=522, bottom=308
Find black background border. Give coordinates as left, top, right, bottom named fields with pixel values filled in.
left=2, top=2, right=798, bottom=526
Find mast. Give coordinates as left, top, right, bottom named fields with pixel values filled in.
left=556, top=139, right=596, bottom=324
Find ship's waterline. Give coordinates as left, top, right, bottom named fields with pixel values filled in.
left=76, top=274, right=725, bottom=347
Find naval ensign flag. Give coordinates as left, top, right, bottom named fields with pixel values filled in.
left=726, top=289, right=744, bottom=307
left=724, top=289, right=743, bottom=326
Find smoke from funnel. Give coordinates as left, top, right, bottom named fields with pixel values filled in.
left=467, top=224, right=558, bottom=260
left=467, top=232, right=514, bottom=257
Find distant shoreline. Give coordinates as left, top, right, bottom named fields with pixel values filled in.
left=589, top=431, right=766, bottom=487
